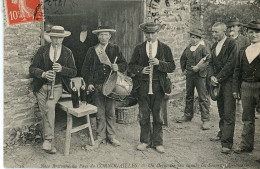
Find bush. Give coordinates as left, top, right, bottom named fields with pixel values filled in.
left=202, top=1, right=260, bottom=42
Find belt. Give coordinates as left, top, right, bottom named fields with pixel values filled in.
left=243, top=79, right=260, bottom=83
left=43, top=83, right=62, bottom=86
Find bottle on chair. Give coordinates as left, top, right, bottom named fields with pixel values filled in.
left=71, top=81, right=79, bottom=108
left=80, top=79, right=87, bottom=105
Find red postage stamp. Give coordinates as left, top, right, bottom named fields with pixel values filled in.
left=5, top=0, right=44, bottom=25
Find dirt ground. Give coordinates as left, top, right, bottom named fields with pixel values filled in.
left=4, top=96, right=260, bottom=169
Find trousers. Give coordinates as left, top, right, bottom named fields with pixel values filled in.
left=240, top=82, right=260, bottom=150
left=93, top=85, right=116, bottom=140
left=216, top=78, right=236, bottom=149
left=137, top=80, right=165, bottom=147
left=36, top=84, right=63, bottom=140
left=184, top=72, right=210, bottom=121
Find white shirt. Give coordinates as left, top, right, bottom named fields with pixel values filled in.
left=80, top=31, right=88, bottom=43
left=49, top=45, right=62, bottom=62
left=215, top=36, right=227, bottom=56
left=245, top=42, right=260, bottom=64
left=190, top=40, right=205, bottom=51
left=146, top=40, right=158, bottom=58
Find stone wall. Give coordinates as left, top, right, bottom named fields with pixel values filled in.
left=4, top=19, right=42, bottom=145
left=145, top=0, right=190, bottom=96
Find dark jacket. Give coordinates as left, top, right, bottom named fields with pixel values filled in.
left=233, top=46, right=260, bottom=93
left=74, top=32, right=98, bottom=76
left=29, top=44, right=77, bottom=93
left=234, top=34, right=250, bottom=52
left=208, top=37, right=238, bottom=83
left=180, top=44, right=210, bottom=78
left=81, top=43, right=127, bottom=87
left=128, top=40, right=176, bottom=93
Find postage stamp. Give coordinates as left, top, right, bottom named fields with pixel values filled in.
left=5, top=0, right=44, bottom=25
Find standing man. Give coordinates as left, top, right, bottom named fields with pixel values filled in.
left=75, top=23, right=98, bottom=77
left=81, top=26, right=127, bottom=147
left=208, top=22, right=238, bottom=154
left=227, top=18, right=251, bottom=111
left=177, top=28, right=211, bottom=130
left=233, top=21, right=260, bottom=154
left=29, top=26, right=77, bottom=154
left=128, top=22, right=176, bottom=153
left=227, top=18, right=250, bottom=50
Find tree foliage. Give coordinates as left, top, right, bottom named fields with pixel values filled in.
left=202, top=1, right=260, bottom=41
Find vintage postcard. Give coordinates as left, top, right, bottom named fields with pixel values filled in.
left=3, top=0, right=260, bottom=168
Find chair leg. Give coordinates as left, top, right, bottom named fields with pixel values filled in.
left=86, top=114, right=95, bottom=146
left=64, top=113, right=72, bottom=156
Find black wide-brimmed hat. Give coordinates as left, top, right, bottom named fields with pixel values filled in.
left=209, top=83, right=221, bottom=101
left=243, top=21, right=260, bottom=31
left=227, top=18, right=241, bottom=28
left=188, top=28, right=204, bottom=38
left=139, top=22, right=161, bottom=33
left=92, top=26, right=116, bottom=34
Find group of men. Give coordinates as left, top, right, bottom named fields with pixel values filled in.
left=178, top=19, right=260, bottom=155
left=30, top=22, right=175, bottom=154
left=29, top=19, right=260, bottom=158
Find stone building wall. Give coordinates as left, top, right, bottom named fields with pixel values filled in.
left=4, top=20, right=42, bottom=145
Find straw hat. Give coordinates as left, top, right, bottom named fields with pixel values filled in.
left=46, top=26, right=71, bottom=37
left=92, top=26, right=116, bottom=35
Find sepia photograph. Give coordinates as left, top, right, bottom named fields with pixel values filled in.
left=2, top=0, right=260, bottom=168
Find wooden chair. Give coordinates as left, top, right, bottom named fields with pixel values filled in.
left=57, top=77, right=97, bottom=156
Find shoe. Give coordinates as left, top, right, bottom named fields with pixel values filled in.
left=109, top=138, right=120, bottom=147
left=137, top=143, right=148, bottom=151
left=176, top=116, right=192, bottom=123
left=209, top=136, right=221, bottom=141
left=95, top=138, right=106, bottom=145
left=42, top=140, right=52, bottom=151
left=201, top=121, right=210, bottom=130
left=85, top=138, right=106, bottom=151
left=221, top=147, right=231, bottom=154
left=45, top=147, right=57, bottom=154
left=155, top=145, right=165, bottom=153
left=234, top=147, right=253, bottom=154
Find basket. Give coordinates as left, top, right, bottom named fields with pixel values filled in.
left=116, top=103, right=139, bottom=124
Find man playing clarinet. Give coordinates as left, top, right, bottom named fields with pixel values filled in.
left=128, top=22, right=176, bottom=153
left=29, top=26, right=77, bottom=154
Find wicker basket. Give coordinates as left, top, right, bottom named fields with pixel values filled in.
left=116, top=103, right=139, bottom=124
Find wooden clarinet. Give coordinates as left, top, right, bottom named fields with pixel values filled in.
left=49, top=45, right=57, bottom=100
left=148, top=41, right=153, bottom=95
